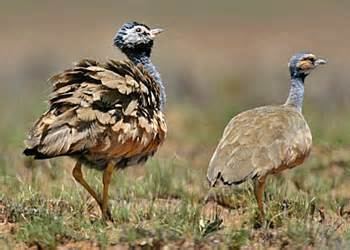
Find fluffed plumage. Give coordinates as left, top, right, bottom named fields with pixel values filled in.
left=24, top=59, right=166, bottom=169
left=24, top=22, right=166, bottom=220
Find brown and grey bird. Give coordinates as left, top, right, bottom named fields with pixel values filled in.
left=207, top=52, right=327, bottom=219
left=23, top=21, right=167, bottom=220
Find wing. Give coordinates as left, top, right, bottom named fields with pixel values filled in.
left=24, top=59, right=167, bottom=162
left=207, top=106, right=311, bottom=186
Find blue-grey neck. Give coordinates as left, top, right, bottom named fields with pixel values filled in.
left=127, top=52, right=166, bottom=110
left=285, top=76, right=305, bottom=112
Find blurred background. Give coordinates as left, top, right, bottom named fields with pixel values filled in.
left=0, top=0, right=349, bottom=186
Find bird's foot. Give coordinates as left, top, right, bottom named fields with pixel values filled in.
left=102, top=207, right=114, bottom=223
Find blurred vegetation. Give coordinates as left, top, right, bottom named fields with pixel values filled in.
left=0, top=0, right=350, bottom=249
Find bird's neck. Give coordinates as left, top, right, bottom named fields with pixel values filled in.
left=285, top=76, right=305, bottom=112
left=127, top=52, right=166, bottom=110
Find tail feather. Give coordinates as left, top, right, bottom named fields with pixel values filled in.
left=23, top=147, right=50, bottom=159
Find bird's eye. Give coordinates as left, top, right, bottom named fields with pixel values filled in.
left=304, top=57, right=316, bottom=63
left=307, top=57, right=315, bottom=63
left=135, top=27, right=142, bottom=32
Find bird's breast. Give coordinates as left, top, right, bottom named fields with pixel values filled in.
left=84, top=114, right=166, bottom=169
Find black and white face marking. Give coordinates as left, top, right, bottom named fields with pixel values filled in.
left=122, top=25, right=152, bottom=48
left=113, top=21, right=163, bottom=51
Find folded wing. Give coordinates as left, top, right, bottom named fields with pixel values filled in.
left=207, top=106, right=311, bottom=186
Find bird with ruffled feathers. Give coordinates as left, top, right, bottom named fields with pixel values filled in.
left=23, top=21, right=167, bottom=221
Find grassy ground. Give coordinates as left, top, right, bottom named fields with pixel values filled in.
left=1, top=1, right=350, bottom=249
left=1, top=103, right=350, bottom=249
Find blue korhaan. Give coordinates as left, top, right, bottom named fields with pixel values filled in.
left=23, top=21, right=167, bottom=221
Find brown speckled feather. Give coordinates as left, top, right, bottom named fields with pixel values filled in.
left=25, top=59, right=167, bottom=170
left=207, top=105, right=312, bottom=186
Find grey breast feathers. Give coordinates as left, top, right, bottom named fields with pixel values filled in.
left=207, top=105, right=312, bottom=186
left=24, top=59, right=167, bottom=164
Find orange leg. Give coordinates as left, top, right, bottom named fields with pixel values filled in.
left=102, top=162, right=115, bottom=221
left=72, top=161, right=113, bottom=221
left=72, top=161, right=101, bottom=205
left=253, top=175, right=267, bottom=221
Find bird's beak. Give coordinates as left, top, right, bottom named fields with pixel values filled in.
left=150, top=28, right=164, bottom=39
left=315, top=58, right=327, bottom=66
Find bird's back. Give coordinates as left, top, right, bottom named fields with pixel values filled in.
left=207, top=105, right=311, bottom=186
left=24, top=59, right=167, bottom=170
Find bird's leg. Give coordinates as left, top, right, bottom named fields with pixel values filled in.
left=72, top=161, right=101, bottom=206
left=253, top=175, right=267, bottom=221
left=102, top=162, right=114, bottom=221
left=72, top=161, right=113, bottom=221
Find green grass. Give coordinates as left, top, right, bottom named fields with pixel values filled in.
left=0, top=148, right=349, bottom=249
left=0, top=99, right=350, bottom=248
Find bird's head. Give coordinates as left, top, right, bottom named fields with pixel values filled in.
left=288, top=52, right=327, bottom=79
left=113, top=21, right=163, bottom=57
